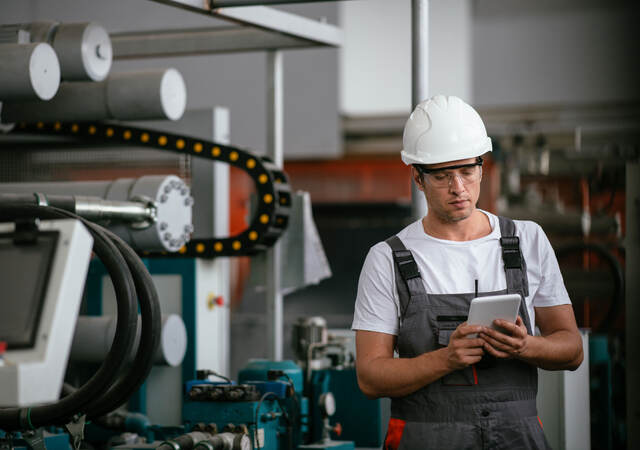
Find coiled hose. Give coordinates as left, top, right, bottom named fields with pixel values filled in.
left=555, top=242, right=624, bottom=332
left=0, top=203, right=161, bottom=429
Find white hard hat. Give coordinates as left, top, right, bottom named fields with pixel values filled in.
left=401, top=95, right=492, bottom=165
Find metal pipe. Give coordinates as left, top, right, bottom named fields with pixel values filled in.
left=627, top=160, right=640, bottom=450
left=266, top=50, right=284, bottom=361
left=74, top=196, right=157, bottom=226
left=411, top=0, right=429, bottom=221
left=0, top=193, right=156, bottom=226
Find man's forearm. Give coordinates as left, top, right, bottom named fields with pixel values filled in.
left=519, top=330, right=583, bottom=370
left=358, top=348, right=451, bottom=398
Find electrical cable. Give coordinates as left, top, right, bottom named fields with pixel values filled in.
left=253, top=392, right=278, bottom=450
left=0, top=203, right=138, bottom=430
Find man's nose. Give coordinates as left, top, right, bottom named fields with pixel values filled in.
left=448, top=173, right=465, bottom=193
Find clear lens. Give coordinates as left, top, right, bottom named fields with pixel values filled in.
left=424, top=166, right=481, bottom=188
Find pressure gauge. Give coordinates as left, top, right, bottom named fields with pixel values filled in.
left=318, top=392, right=336, bottom=417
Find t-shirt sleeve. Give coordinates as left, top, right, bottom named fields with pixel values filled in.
left=531, top=223, right=571, bottom=308
left=351, top=243, right=399, bottom=335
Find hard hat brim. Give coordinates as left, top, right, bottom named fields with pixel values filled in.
left=401, top=137, right=492, bottom=166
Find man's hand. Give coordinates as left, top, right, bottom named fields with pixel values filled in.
left=445, top=323, right=485, bottom=370
left=479, top=316, right=529, bottom=359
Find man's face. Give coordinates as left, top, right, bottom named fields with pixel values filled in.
left=412, top=157, right=482, bottom=223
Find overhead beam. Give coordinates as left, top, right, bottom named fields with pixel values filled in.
left=147, top=1, right=342, bottom=48
left=211, top=0, right=348, bottom=6
left=111, top=26, right=319, bottom=59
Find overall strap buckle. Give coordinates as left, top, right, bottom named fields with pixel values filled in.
left=394, top=249, right=421, bottom=281
left=500, top=236, right=522, bottom=269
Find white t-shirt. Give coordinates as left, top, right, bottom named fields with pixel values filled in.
left=351, top=211, right=571, bottom=336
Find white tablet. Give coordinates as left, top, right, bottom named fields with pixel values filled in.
left=467, top=294, right=521, bottom=338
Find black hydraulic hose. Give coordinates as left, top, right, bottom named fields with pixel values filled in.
left=555, top=242, right=624, bottom=332
left=83, top=228, right=162, bottom=418
left=0, top=204, right=138, bottom=430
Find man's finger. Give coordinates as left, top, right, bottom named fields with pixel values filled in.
left=466, top=347, right=485, bottom=356
left=480, top=328, right=518, bottom=348
left=483, top=342, right=510, bottom=359
left=455, top=324, right=484, bottom=338
left=480, top=333, right=512, bottom=352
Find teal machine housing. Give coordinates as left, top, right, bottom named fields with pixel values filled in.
left=309, top=368, right=387, bottom=447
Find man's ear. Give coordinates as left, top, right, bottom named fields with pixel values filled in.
left=411, top=166, right=425, bottom=192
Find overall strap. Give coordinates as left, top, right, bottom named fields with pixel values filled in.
left=497, top=216, right=530, bottom=298
left=498, top=216, right=532, bottom=334
left=385, top=235, right=426, bottom=321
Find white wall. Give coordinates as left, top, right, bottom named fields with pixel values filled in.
left=339, top=0, right=472, bottom=116
left=473, top=0, right=640, bottom=107
left=339, top=0, right=639, bottom=114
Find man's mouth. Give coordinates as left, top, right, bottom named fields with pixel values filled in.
left=449, top=199, right=469, bottom=208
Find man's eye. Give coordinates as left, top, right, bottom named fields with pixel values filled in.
left=432, top=174, right=448, bottom=181
left=461, top=168, right=475, bottom=176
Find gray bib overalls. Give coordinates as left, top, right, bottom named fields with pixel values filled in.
left=383, top=216, right=551, bottom=450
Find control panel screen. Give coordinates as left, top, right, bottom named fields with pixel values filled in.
left=0, top=231, right=58, bottom=349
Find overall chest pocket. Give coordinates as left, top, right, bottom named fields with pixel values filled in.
left=435, top=315, right=478, bottom=386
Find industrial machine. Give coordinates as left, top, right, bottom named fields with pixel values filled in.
left=0, top=5, right=365, bottom=450
left=0, top=218, right=93, bottom=407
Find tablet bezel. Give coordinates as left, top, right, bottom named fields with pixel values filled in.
left=467, top=293, right=521, bottom=338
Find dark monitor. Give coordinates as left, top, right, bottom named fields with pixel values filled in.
left=0, top=231, right=58, bottom=349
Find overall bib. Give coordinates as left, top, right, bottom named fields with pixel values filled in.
left=383, top=217, right=550, bottom=450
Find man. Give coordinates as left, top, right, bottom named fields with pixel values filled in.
left=352, top=95, right=583, bottom=449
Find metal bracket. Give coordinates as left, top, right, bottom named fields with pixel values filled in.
left=65, top=414, right=86, bottom=450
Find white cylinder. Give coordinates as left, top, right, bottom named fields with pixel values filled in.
left=70, top=314, right=187, bottom=367
left=0, top=43, right=60, bottom=101
left=106, top=68, right=186, bottom=121
left=52, top=22, right=112, bottom=81
left=1, top=68, right=187, bottom=123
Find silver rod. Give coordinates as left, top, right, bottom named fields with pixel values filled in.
left=627, top=160, right=640, bottom=450
left=411, top=0, right=429, bottom=221
left=265, top=50, right=284, bottom=361
left=74, top=196, right=157, bottom=225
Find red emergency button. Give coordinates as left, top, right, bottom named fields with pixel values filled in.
left=215, top=296, right=225, bottom=306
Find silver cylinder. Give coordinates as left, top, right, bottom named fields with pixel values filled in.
left=70, top=314, right=187, bottom=367
left=292, top=316, right=328, bottom=363
left=0, top=175, right=193, bottom=253
left=0, top=43, right=60, bottom=101
left=107, top=68, right=186, bottom=121
left=52, top=22, right=112, bottom=81
left=0, top=21, right=112, bottom=81
left=1, top=68, right=187, bottom=123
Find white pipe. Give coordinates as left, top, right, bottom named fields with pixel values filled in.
left=265, top=50, right=284, bottom=361
left=411, top=0, right=429, bottom=221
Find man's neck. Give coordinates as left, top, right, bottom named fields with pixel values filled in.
left=422, top=210, right=491, bottom=241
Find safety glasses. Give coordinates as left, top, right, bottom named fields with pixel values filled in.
left=415, top=157, right=483, bottom=188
